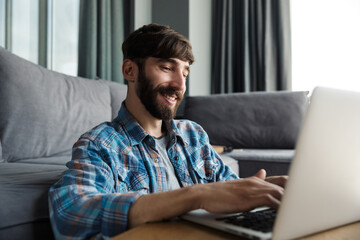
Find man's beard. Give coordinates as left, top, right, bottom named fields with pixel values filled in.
left=136, top=71, right=183, bottom=121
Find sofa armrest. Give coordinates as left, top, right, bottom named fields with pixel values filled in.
left=184, top=91, right=309, bottom=149
left=222, top=149, right=294, bottom=177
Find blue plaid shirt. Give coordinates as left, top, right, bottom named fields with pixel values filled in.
left=48, top=103, right=238, bottom=239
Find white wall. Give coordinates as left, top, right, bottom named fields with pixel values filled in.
left=189, top=0, right=212, bottom=96
left=291, top=0, right=360, bottom=93
left=134, top=0, right=152, bottom=29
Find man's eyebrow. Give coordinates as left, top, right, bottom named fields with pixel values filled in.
left=156, top=58, right=190, bottom=73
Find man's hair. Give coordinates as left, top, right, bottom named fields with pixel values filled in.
left=122, top=23, right=194, bottom=68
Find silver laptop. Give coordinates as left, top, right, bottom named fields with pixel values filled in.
left=182, top=87, right=360, bottom=240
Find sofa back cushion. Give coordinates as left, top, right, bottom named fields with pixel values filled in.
left=184, top=91, right=309, bottom=149
left=101, top=79, right=128, bottom=119
left=0, top=47, right=126, bottom=162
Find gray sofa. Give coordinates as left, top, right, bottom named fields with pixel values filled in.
left=0, top=46, right=308, bottom=239
left=0, top=47, right=127, bottom=239
left=184, top=91, right=309, bottom=177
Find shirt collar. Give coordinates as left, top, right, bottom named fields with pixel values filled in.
left=116, top=102, right=148, bottom=146
left=115, top=102, right=187, bottom=146
left=167, top=119, right=189, bottom=146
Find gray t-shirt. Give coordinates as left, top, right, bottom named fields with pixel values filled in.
left=154, top=134, right=181, bottom=190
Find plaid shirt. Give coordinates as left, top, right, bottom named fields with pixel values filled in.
left=48, top=103, right=238, bottom=239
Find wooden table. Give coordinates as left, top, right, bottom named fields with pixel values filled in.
left=111, top=219, right=360, bottom=240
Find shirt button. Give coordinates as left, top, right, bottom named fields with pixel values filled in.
left=174, top=156, right=179, bottom=161
left=127, top=187, right=131, bottom=191
left=154, top=158, right=159, bottom=163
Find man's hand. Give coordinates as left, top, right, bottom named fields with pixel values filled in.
left=128, top=169, right=287, bottom=229
left=260, top=169, right=288, bottom=188
left=194, top=169, right=287, bottom=214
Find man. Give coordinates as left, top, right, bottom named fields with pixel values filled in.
left=49, top=23, right=286, bottom=239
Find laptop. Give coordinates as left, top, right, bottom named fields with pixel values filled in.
left=181, top=87, right=360, bottom=240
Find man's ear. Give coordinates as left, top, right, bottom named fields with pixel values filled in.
left=122, top=59, right=138, bottom=83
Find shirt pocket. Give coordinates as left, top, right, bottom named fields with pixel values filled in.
left=116, top=168, right=150, bottom=194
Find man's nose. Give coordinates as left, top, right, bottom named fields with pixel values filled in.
left=172, top=71, right=186, bottom=92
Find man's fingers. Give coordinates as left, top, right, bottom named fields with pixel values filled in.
left=253, top=169, right=289, bottom=189
left=254, top=169, right=267, bottom=180
left=198, top=176, right=286, bottom=214
left=265, top=175, right=288, bottom=188
left=248, top=189, right=283, bottom=210
left=258, top=193, right=281, bottom=209
left=240, top=177, right=284, bottom=210
left=269, top=186, right=284, bottom=202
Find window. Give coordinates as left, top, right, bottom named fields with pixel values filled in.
left=12, top=0, right=39, bottom=63
left=51, top=0, right=79, bottom=75
left=0, top=1, right=5, bottom=46
left=0, top=0, right=79, bottom=76
left=291, top=0, right=360, bottom=93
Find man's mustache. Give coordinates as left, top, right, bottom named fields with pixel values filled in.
left=157, top=86, right=183, bottom=100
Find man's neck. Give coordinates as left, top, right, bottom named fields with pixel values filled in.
left=125, top=97, right=165, bottom=138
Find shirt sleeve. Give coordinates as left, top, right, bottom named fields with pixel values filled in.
left=48, top=137, right=145, bottom=239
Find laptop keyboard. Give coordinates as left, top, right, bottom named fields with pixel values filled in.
left=216, top=208, right=277, bottom=233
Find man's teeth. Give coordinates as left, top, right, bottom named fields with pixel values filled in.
left=165, top=95, right=176, bottom=101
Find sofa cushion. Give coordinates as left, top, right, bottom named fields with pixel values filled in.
left=101, top=79, right=128, bottom=119
left=184, top=91, right=309, bottom=149
left=0, top=220, right=54, bottom=240
left=0, top=162, right=67, bottom=230
left=0, top=47, right=113, bottom=162
left=15, top=155, right=70, bottom=165
left=223, top=149, right=294, bottom=178
left=226, top=149, right=295, bottom=162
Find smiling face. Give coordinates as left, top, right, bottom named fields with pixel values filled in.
left=136, top=57, right=189, bottom=121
